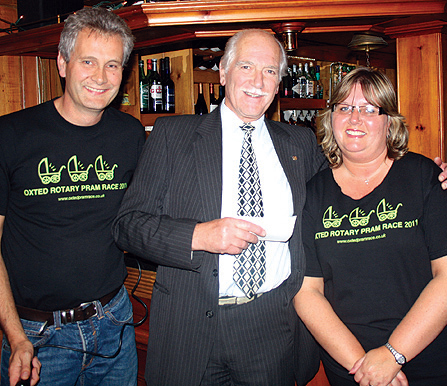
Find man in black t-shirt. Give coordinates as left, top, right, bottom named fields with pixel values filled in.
left=0, top=8, right=145, bottom=386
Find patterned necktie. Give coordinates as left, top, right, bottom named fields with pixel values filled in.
left=233, top=123, right=266, bottom=298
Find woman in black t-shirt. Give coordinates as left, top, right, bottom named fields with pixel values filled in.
left=294, top=68, right=447, bottom=386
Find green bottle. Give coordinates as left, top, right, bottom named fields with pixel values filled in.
left=139, top=59, right=149, bottom=113
left=315, top=65, right=324, bottom=99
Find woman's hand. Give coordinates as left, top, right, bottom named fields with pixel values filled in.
left=349, top=346, right=408, bottom=386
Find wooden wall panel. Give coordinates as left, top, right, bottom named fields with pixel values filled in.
left=0, top=3, right=62, bottom=116
left=0, top=55, right=62, bottom=116
left=21, top=56, right=40, bottom=108
left=0, top=55, right=22, bottom=115
left=0, top=3, right=21, bottom=115
left=396, top=32, right=446, bottom=160
left=42, top=57, right=63, bottom=103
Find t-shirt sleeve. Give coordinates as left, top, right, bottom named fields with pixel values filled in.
left=423, top=166, right=447, bottom=260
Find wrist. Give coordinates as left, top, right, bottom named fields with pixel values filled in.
left=385, top=342, right=407, bottom=366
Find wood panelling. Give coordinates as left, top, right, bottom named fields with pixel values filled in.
left=137, top=0, right=446, bottom=27
left=0, top=55, right=22, bottom=115
left=0, top=0, right=62, bottom=116
left=395, top=32, right=446, bottom=159
left=1, top=1, right=446, bottom=58
left=0, top=4, right=21, bottom=115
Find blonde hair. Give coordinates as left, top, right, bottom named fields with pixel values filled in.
left=319, top=67, right=408, bottom=167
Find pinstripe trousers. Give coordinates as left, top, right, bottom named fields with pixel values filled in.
left=200, top=283, right=295, bottom=386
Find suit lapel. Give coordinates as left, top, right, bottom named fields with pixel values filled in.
left=194, top=109, right=223, bottom=222
left=191, top=114, right=305, bottom=221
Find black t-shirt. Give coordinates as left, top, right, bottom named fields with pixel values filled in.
left=0, top=100, right=145, bottom=310
left=303, top=152, right=447, bottom=380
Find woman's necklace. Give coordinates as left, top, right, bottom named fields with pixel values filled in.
left=344, top=158, right=391, bottom=185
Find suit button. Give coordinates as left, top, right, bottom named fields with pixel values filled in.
left=206, top=310, right=214, bottom=318
left=212, top=269, right=218, bottom=277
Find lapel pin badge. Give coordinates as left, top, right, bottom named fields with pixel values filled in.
left=291, top=156, right=298, bottom=161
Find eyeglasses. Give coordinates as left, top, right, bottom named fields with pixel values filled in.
left=332, top=104, right=385, bottom=116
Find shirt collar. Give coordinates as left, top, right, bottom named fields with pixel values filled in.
left=220, top=99, right=265, bottom=133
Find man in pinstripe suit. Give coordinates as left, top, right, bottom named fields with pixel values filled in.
left=113, top=29, right=326, bottom=386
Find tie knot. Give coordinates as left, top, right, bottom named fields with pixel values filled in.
left=240, top=123, right=255, bottom=134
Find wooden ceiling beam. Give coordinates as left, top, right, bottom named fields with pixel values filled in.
left=0, top=0, right=444, bottom=57
left=139, top=0, right=446, bottom=27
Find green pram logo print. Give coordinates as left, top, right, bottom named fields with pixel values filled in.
left=349, top=207, right=375, bottom=227
left=95, top=155, right=117, bottom=181
left=38, top=158, right=66, bottom=184
left=37, top=155, right=118, bottom=184
left=323, top=206, right=347, bottom=228
left=67, top=155, right=93, bottom=182
left=322, top=199, right=403, bottom=229
left=376, top=198, right=402, bottom=221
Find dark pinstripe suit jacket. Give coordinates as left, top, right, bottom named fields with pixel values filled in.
left=113, top=108, right=326, bottom=385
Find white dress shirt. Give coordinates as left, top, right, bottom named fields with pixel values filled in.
left=219, top=101, right=293, bottom=297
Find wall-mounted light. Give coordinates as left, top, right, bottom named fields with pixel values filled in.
left=348, top=33, right=388, bottom=66
left=283, top=31, right=298, bottom=51
left=272, top=22, right=305, bottom=52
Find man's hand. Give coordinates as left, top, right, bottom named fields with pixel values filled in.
left=8, top=339, right=40, bottom=386
left=434, top=157, right=447, bottom=190
left=192, top=217, right=266, bottom=255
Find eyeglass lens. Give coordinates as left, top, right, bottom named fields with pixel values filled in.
left=333, top=104, right=382, bottom=116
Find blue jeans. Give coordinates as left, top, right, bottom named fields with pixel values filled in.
left=1, top=285, right=137, bottom=386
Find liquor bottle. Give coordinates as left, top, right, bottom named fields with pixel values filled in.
left=281, top=67, right=293, bottom=98
left=216, top=85, right=225, bottom=105
left=209, top=83, right=219, bottom=112
left=291, top=64, right=299, bottom=98
left=159, top=57, right=166, bottom=110
left=146, top=59, right=153, bottom=112
left=337, top=64, right=343, bottom=86
left=298, top=63, right=307, bottom=99
left=146, top=58, right=153, bottom=80
left=162, top=57, right=175, bottom=113
left=304, top=62, right=314, bottom=98
left=314, top=65, right=323, bottom=99
left=195, top=83, right=208, bottom=115
left=308, top=62, right=316, bottom=80
left=149, top=58, right=163, bottom=113
left=138, top=59, right=149, bottom=113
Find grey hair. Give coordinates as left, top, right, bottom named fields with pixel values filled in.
left=58, top=7, right=135, bottom=66
left=220, top=29, right=288, bottom=80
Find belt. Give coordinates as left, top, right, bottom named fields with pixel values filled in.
left=218, top=293, right=263, bottom=306
left=16, top=287, right=121, bottom=327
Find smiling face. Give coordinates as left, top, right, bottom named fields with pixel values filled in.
left=220, top=31, right=281, bottom=122
left=56, top=28, right=124, bottom=126
left=331, top=84, right=390, bottom=163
